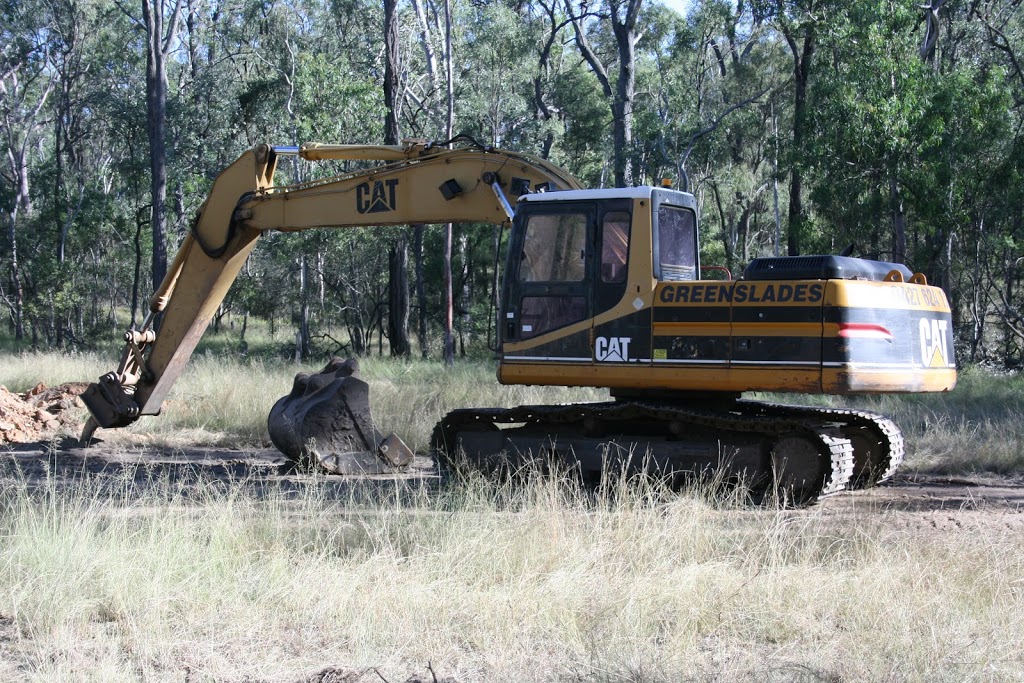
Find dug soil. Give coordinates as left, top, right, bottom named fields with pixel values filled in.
left=0, top=382, right=88, bottom=443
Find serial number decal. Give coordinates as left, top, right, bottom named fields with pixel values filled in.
left=658, top=282, right=823, bottom=305
left=887, top=285, right=946, bottom=308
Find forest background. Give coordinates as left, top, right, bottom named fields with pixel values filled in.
left=2, top=0, right=1022, bottom=367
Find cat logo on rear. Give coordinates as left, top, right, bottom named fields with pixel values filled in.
left=919, top=318, right=950, bottom=368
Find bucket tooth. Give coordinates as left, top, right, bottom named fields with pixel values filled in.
left=378, top=432, right=415, bottom=468
left=268, top=357, right=413, bottom=474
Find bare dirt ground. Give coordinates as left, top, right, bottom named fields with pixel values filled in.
left=1, top=437, right=1021, bottom=534
left=3, top=381, right=1022, bottom=528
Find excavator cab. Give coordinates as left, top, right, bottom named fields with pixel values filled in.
left=499, top=188, right=698, bottom=374
left=496, top=183, right=957, bottom=401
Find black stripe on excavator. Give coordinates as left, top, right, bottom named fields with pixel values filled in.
left=503, top=327, right=592, bottom=361
left=822, top=307, right=952, bottom=323
left=732, top=335, right=821, bottom=364
left=653, top=335, right=731, bottom=361
left=652, top=334, right=823, bottom=364
left=653, top=307, right=730, bottom=323
left=653, top=306, right=824, bottom=325
left=731, top=306, right=823, bottom=323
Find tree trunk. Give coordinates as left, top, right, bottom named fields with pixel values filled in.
left=4, top=131, right=36, bottom=341
left=5, top=199, right=24, bottom=340
left=410, top=0, right=438, bottom=88
left=388, top=239, right=411, bottom=357
left=610, top=2, right=639, bottom=187
left=444, top=223, right=454, bottom=366
left=383, top=0, right=401, bottom=145
left=348, top=239, right=366, bottom=355
left=889, top=174, right=907, bottom=263
left=296, top=253, right=311, bottom=362
left=414, top=224, right=428, bottom=358
left=781, top=23, right=815, bottom=256
left=442, top=0, right=455, bottom=366
left=457, top=230, right=470, bottom=357
left=131, top=207, right=146, bottom=326
left=382, top=0, right=411, bottom=359
left=567, top=0, right=642, bottom=188
left=142, top=0, right=183, bottom=293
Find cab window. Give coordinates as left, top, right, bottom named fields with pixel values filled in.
left=657, top=205, right=696, bottom=281
left=518, top=296, right=587, bottom=339
left=601, top=211, right=630, bottom=283
left=519, top=213, right=587, bottom=282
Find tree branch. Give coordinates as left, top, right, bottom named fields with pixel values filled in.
left=681, top=85, right=770, bottom=168
left=564, top=0, right=612, bottom=98
left=162, top=0, right=186, bottom=55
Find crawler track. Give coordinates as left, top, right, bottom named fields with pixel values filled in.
left=736, top=401, right=904, bottom=487
left=432, top=400, right=858, bottom=505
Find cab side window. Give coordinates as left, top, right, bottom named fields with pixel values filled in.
left=519, top=213, right=587, bottom=282
left=518, top=296, right=587, bottom=339
left=657, top=205, right=696, bottom=281
left=601, top=211, right=631, bottom=283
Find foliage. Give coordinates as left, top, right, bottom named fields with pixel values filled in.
left=0, top=0, right=1021, bottom=366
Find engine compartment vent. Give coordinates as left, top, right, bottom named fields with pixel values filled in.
left=742, top=255, right=914, bottom=282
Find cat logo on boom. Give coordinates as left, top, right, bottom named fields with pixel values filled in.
left=596, top=336, right=631, bottom=362
left=356, top=179, right=399, bottom=214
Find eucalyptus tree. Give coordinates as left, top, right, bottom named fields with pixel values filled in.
left=757, top=0, right=836, bottom=255
left=1, top=0, right=56, bottom=340
left=646, top=1, right=785, bottom=270
left=565, top=0, right=644, bottom=187
left=127, top=0, right=184, bottom=292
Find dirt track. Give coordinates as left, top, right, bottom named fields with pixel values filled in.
left=2, top=439, right=1022, bottom=531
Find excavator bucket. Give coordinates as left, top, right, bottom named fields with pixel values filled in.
left=267, top=357, right=414, bottom=474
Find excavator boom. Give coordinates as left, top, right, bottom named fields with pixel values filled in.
left=82, top=141, right=582, bottom=432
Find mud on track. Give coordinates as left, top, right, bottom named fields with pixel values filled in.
left=1, top=440, right=1022, bottom=531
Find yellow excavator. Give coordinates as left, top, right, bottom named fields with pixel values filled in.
left=81, top=139, right=956, bottom=503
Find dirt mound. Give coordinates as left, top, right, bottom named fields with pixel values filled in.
left=0, top=382, right=88, bottom=443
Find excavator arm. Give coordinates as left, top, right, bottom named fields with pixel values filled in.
left=81, top=140, right=583, bottom=436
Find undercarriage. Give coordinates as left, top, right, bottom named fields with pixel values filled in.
left=431, top=395, right=904, bottom=506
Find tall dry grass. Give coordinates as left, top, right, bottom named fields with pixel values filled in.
left=1, top=353, right=1023, bottom=679
left=0, top=468, right=1021, bottom=682
left=3, top=351, right=606, bottom=452
left=3, top=348, right=1018, bottom=475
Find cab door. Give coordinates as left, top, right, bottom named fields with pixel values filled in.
left=501, top=204, right=594, bottom=362
left=592, top=201, right=643, bottom=364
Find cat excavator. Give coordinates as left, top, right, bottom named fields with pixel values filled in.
left=81, top=139, right=957, bottom=503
